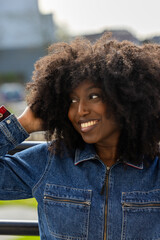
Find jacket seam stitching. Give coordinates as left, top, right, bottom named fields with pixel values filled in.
left=32, top=152, right=52, bottom=195
left=0, top=124, right=18, bottom=146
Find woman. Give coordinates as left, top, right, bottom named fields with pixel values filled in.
left=0, top=33, right=160, bottom=240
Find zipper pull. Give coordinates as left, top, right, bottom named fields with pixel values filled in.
left=106, top=166, right=110, bottom=172
left=100, top=166, right=110, bottom=195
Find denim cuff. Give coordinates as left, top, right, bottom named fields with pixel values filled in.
left=0, top=114, right=29, bottom=147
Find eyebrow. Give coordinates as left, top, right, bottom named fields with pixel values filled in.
left=86, top=85, right=101, bottom=91
left=70, top=85, right=101, bottom=95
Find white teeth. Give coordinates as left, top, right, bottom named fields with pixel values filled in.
left=81, top=120, right=97, bottom=128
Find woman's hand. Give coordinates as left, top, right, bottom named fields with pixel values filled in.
left=18, top=107, right=44, bottom=134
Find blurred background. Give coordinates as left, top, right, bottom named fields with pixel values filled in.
left=0, top=0, right=160, bottom=119
left=0, top=0, right=160, bottom=239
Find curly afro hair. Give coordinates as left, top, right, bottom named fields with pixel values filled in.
left=26, top=33, right=160, bottom=165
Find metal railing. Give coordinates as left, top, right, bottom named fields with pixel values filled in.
left=0, top=141, right=43, bottom=236
left=0, top=220, right=39, bottom=236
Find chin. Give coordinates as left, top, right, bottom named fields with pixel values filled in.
left=82, top=137, right=97, bottom=144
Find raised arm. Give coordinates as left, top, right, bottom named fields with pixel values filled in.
left=18, top=106, right=44, bottom=134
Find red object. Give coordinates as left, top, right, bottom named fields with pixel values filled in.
left=0, top=105, right=11, bottom=121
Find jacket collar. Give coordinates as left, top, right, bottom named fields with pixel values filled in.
left=74, top=144, right=99, bottom=165
left=124, top=161, right=143, bottom=169
left=74, top=144, right=143, bottom=169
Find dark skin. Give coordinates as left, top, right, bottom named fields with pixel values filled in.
left=18, top=80, right=120, bottom=167
left=18, top=107, right=43, bottom=134
left=68, top=80, right=120, bottom=166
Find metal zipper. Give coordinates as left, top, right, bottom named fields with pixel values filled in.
left=44, top=195, right=91, bottom=206
left=122, top=202, right=160, bottom=208
left=103, top=166, right=110, bottom=240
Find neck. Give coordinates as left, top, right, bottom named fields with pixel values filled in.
left=95, top=143, right=118, bottom=167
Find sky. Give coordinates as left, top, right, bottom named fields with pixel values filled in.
left=38, top=0, right=160, bottom=40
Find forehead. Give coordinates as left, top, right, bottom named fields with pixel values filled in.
left=70, top=80, right=102, bottom=93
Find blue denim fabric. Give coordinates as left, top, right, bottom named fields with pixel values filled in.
left=0, top=114, right=160, bottom=240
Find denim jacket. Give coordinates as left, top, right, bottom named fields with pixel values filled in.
left=0, top=114, right=160, bottom=240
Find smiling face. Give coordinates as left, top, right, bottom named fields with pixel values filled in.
left=68, top=80, right=120, bottom=149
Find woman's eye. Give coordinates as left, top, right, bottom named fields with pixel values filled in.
left=90, top=94, right=100, bottom=99
left=70, top=99, right=78, bottom=103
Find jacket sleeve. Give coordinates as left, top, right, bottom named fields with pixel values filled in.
left=0, top=114, right=29, bottom=155
left=0, top=114, right=49, bottom=200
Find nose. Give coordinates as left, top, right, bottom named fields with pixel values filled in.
left=77, top=100, right=90, bottom=117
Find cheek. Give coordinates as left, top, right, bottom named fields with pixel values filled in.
left=95, top=104, right=107, bottom=117
left=68, top=108, right=79, bottom=131
left=68, top=107, right=73, bottom=123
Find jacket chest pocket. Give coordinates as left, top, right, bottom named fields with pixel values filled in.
left=121, top=189, right=160, bottom=240
left=43, top=184, right=92, bottom=240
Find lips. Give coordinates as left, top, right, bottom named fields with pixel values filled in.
left=79, top=120, right=99, bottom=133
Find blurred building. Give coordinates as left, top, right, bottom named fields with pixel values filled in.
left=83, top=30, right=160, bottom=46
left=152, top=36, right=160, bottom=44
left=83, top=29, right=140, bottom=45
left=143, top=35, right=160, bottom=44
left=0, top=0, right=56, bottom=83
